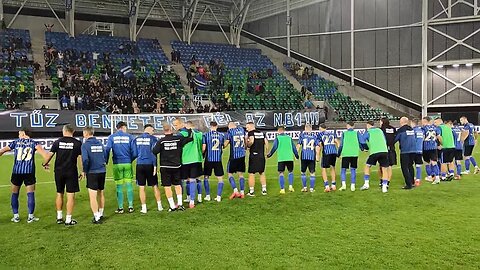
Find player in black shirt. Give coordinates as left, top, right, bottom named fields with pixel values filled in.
left=44, top=125, right=82, bottom=226
left=152, top=124, right=193, bottom=212
left=380, top=118, right=397, bottom=187
left=246, top=122, right=269, bottom=196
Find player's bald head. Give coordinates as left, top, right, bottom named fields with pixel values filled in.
left=400, top=117, right=409, bottom=125
left=228, top=121, right=237, bottom=129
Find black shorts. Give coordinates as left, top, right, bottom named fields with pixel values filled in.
left=423, top=150, right=438, bottom=163
left=228, top=157, right=246, bottom=174
left=414, top=153, right=423, bottom=165
left=181, top=163, right=203, bottom=179
left=301, top=160, right=316, bottom=173
left=442, top=148, right=455, bottom=163
left=366, top=152, right=389, bottom=168
left=278, top=161, right=294, bottom=172
left=464, top=145, right=474, bottom=156
left=455, top=149, right=463, bottom=161
left=321, top=154, right=337, bottom=168
left=136, top=164, right=158, bottom=186
left=160, top=167, right=182, bottom=186
left=204, top=161, right=224, bottom=177
left=11, top=173, right=36, bottom=187
left=387, top=149, right=397, bottom=166
left=86, top=173, right=106, bottom=190
left=55, top=171, right=80, bottom=193
left=437, top=149, right=443, bottom=163
left=341, top=157, right=358, bottom=169
left=248, top=154, right=266, bottom=174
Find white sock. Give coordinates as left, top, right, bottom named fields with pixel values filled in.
left=94, top=212, right=100, bottom=221
left=167, top=197, right=176, bottom=209
left=341, top=181, right=346, bottom=186
left=233, top=188, right=238, bottom=193
left=177, top=194, right=183, bottom=206
left=57, top=211, right=63, bottom=219
left=65, top=215, right=72, bottom=223
left=289, top=185, right=293, bottom=188
left=157, top=201, right=163, bottom=210
left=240, top=190, right=245, bottom=195
left=99, top=208, right=104, bottom=216
left=261, top=185, right=267, bottom=191
left=249, top=187, right=254, bottom=193
left=197, top=194, right=202, bottom=201
left=13, top=213, right=19, bottom=218
left=364, top=180, right=370, bottom=186
left=141, top=204, right=147, bottom=212
left=28, top=213, right=34, bottom=219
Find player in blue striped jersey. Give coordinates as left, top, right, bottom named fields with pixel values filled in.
left=224, top=122, right=247, bottom=199
left=422, top=117, right=441, bottom=182
left=411, top=119, right=424, bottom=186
left=134, top=124, right=162, bottom=214
left=296, top=124, right=319, bottom=192
left=449, top=121, right=465, bottom=179
left=0, top=128, right=49, bottom=223
left=460, top=116, right=479, bottom=174
left=317, top=124, right=339, bottom=192
left=202, top=122, right=226, bottom=202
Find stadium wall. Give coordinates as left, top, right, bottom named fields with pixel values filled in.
left=244, top=0, right=480, bottom=107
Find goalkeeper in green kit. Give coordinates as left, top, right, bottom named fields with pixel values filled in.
left=337, top=122, right=363, bottom=192
left=267, top=126, right=299, bottom=194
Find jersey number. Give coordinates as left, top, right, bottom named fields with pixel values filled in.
left=16, top=147, right=33, bottom=161
left=322, top=135, right=335, bottom=145
left=233, top=135, right=245, bottom=148
left=303, top=139, right=315, bottom=151
left=425, top=131, right=436, bottom=141
left=212, top=139, right=220, bottom=151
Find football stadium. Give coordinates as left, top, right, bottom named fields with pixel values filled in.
left=0, top=0, right=479, bottom=268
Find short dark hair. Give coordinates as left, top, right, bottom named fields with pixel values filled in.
left=246, top=122, right=255, bottom=125
left=144, top=124, right=154, bottom=130
left=278, top=126, right=286, bottom=131
left=210, top=121, right=218, bottom=127
left=320, top=123, right=327, bottom=129
left=446, top=120, right=453, bottom=124
left=347, top=121, right=355, bottom=127
left=116, top=121, right=127, bottom=129
left=381, top=117, right=390, bottom=126
left=412, top=118, right=420, bottom=125
left=423, top=116, right=431, bottom=121
left=367, top=120, right=375, bottom=126
left=20, top=128, right=32, bottom=137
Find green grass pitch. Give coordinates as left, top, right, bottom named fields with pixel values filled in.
left=0, top=143, right=480, bottom=269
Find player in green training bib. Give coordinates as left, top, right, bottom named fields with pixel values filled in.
left=360, top=120, right=390, bottom=192
left=434, top=118, right=456, bottom=181
left=338, top=122, right=362, bottom=192
left=267, top=126, right=299, bottom=194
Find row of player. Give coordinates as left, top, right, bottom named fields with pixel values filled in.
left=0, top=116, right=477, bottom=225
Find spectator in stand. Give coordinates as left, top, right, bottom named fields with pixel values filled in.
left=45, top=23, right=54, bottom=32
left=60, top=95, right=69, bottom=109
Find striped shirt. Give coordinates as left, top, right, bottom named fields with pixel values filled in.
left=452, top=126, right=463, bottom=150
left=298, top=131, right=318, bottom=161
left=422, top=125, right=440, bottom=151
left=318, top=130, right=338, bottom=155
left=9, top=138, right=39, bottom=174
left=203, top=131, right=226, bottom=162
left=463, top=123, right=476, bottom=146
left=226, top=127, right=247, bottom=159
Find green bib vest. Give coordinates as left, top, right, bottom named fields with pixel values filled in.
left=180, top=130, right=203, bottom=164
left=368, top=128, right=388, bottom=154
left=342, top=130, right=360, bottom=157
left=277, top=135, right=295, bottom=162
left=440, top=124, right=455, bottom=149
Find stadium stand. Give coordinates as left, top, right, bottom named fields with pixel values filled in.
left=0, top=29, right=34, bottom=110
left=171, top=41, right=305, bottom=111
left=285, top=62, right=397, bottom=122
left=44, top=32, right=185, bottom=113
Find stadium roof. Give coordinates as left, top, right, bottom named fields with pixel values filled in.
left=3, top=0, right=325, bottom=25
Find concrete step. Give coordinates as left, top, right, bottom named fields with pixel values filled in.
left=161, top=42, right=190, bottom=92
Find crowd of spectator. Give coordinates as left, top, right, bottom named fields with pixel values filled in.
left=285, top=62, right=314, bottom=80
left=44, top=41, right=182, bottom=113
